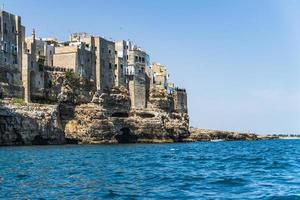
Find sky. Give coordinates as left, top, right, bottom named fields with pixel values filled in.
left=3, top=0, right=300, bottom=134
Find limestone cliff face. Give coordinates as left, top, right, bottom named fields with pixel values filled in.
left=61, top=87, right=190, bottom=144
left=0, top=86, right=189, bottom=145
left=186, top=128, right=258, bottom=141
left=0, top=102, right=65, bottom=145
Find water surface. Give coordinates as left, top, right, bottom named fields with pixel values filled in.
left=1, top=140, right=300, bottom=199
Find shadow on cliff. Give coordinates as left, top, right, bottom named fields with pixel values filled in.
left=0, top=104, right=65, bottom=146
left=115, top=127, right=138, bottom=143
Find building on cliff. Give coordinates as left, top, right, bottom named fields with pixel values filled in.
left=115, top=40, right=150, bottom=109
left=150, top=62, right=169, bottom=90
left=0, top=9, right=188, bottom=115
left=0, top=9, right=190, bottom=145
left=0, top=10, right=25, bottom=98
left=69, top=33, right=115, bottom=92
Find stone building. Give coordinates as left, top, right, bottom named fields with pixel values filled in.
left=151, top=62, right=169, bottom=89
left=0, top=10, right=25, bottom=97
left=35, top=37, right=57, bottom=67
left=115, top=40, right=150, bottom=109
left=53, top=41, right=94, bottom=81
left=173, top=88, right=188, bottom=113
left=69, top=33, right=115, bottom=91
left=22, top=30, right=45, bottom=102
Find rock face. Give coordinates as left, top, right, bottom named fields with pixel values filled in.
left=186, top=128, right=258, bottom=142
left=0, top=85, right=190, bottom=145
left=61, top=87, right=189, bottom=144
left=0, top=102, right=65, bottom=145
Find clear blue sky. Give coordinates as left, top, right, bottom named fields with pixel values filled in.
left=4, top=0, right=300, bottom=134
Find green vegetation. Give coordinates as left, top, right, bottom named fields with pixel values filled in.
left=11, top=98, right=27, bottom=106
left=66, top=71, right=81, bottom=88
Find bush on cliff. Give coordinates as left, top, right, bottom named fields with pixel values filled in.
left=11, top=98, right=27, bottom=106
left=66, top=71, right=81, bottom=89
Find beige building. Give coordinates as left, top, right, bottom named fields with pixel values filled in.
left=115, top=40, right=150, bottom=109
left=173, top=88, right=188, bottom=113
left=151, top=62, right=169, bottom=89
left=35, top=38, right=57, bottom=67
left=70, top=33, right=115, bottom=91
left=22, top=30, right=45, bottom=102
left=53, top=41, right=94, bottom=80
left=0, top=10, right=25, bottom=97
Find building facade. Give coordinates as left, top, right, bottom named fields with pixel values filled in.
left=0, top=10, right=24, bottom=97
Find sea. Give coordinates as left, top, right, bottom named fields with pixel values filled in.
left=0, top=140, right=300, bottom=199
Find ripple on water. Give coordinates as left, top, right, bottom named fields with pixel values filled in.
left=0, top=140, right=300, bottom=199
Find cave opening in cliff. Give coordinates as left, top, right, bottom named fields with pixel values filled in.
left=111, top=112, right=129, bottom=118
left=115, top=128, right=137, bottom=143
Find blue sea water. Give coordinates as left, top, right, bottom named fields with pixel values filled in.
left=0, top=140, right=300, bottom=199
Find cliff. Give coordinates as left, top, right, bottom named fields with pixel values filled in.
left=185, top=128, right=259, bottom=142
left=0, top=86, right=189, bottom=145
left=0, top=101, right=65, bottom=145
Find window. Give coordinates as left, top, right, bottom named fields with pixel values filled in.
left=4, top=23, right=7, bottom=34
left=109, top=50, right=111, bottom=54
left=4, top=42, right=7, bottom=52
left=142, top=57, right=145, bottom=63
left=49, top=50, right=52, bottom=55
left=12, top=26, right=14, bottom=33
left=139, top=57, right=142, bottom=62
left=109, top=63, right=112, bottom=69
left=115, top=64, right=117, bottom=68
left=126, top=55, right=128, bottom=60
left=135, top=56, right=138, bottom=62
left=121, top=64, right=123, bottom=69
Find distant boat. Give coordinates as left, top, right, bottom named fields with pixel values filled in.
left=210, top=139, right=225, bottom=142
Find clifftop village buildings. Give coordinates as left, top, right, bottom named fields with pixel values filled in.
left=0, top=10, right=187, bottom=113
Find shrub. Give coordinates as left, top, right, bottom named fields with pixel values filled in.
left=11, top=98, right=27, bottom=106
left=66, top=71, right=81, bottom=88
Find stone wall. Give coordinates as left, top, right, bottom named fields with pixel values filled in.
left=173, top=88, right=188, bottom=113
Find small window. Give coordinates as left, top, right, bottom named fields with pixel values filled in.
left=114, top=64, right=117, bottom=68
left=109, top=63, right=112, bottom=69
left=49, top=50, right=52, bottom=55
left=121, top=64, right=123, bottom=69
left=4, top=23, right=7, bottom=34
left=4, top=42, right=7, bottom=52
left=142, top=57, right=145, bottom=63
left=109, top=50, right=111, bottom=54
left=12, top=26, right=15, bottom=33
left=126, top=55, right=128, bottom=60
left=135, top=56, right=138, bottom=62
left=139, top=57, right=142, bottom=62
